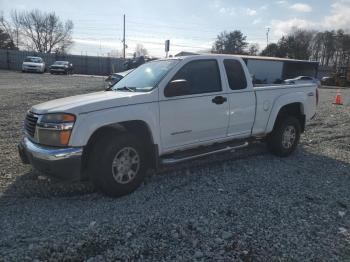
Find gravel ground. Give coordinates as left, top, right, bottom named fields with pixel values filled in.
left=0, top=70, right=349, bottom=261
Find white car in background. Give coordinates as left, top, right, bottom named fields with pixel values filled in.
left=284, top=76, right=321, bottom=87
left=22, top=56, right=46, bottom=73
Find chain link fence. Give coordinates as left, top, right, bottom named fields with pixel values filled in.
left=0, top=49, right=126, bottom=75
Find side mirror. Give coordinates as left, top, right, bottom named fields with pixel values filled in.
left=105, top=81, right=114, bottom=90
left=104, top=76, right=112, bottom=90
left=164, top=79, right=189, bottom=97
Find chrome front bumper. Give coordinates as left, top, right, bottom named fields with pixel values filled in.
left=23, top=67, right=42, bottom=72
left=18, top=137, right=83, bottom=180
left=50, top=68, right=66, bottom=72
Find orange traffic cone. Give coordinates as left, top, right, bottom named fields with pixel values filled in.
left=334, top=89, right=343, bottom=105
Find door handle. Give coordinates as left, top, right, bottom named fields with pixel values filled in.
left=308, top=92, right=314, bottom=96
left=212, top=96, right=227, bottom=105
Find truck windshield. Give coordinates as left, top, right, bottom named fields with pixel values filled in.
left=112, top=60, right=180, bottom=92
left=54, top=61, right=68, bottom=65
left=24, top=57, right=43, bottom=63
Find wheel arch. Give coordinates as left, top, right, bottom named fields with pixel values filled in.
left=81, top=120, right=158, bottom=178
left=266, top=95, right=307, bottom=134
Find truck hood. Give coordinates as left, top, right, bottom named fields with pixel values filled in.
left=23, top=62, right=44, bottom=67
left=50, top=64, right=66, bottom=68
left=31, top=91, right=156, bottom=115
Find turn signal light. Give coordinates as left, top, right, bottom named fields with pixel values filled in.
left=59, top=130, right=72, bottom=145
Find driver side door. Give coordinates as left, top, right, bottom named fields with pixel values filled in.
left=159, top=59, right=229, bottom=151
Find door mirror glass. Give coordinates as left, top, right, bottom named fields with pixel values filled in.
left=164, top=79, right=189, bottom=97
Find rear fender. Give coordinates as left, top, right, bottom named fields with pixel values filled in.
left=265, top=92, right=306, bottom=133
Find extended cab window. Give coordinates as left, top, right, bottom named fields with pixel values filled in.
left=224, top=59, right=247, bottom=90
left=165, top=60, right=222, bottom=97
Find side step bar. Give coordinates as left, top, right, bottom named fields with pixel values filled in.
left=161, top=142, right=249, bottom=165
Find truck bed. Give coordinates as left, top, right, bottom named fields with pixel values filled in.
left=252, top=83, right=317, bottom=136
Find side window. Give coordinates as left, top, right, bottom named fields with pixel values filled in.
left=301, top=76, right=311, bottom=80
left=165, top=60, right=222, bottom=97
left=223, top=59, right=247, bottom=90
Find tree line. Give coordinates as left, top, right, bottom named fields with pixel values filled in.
left=212, top=29, right=350, bottom=69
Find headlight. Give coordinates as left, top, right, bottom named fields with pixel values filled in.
left=36, top=113, right=76, bottom=147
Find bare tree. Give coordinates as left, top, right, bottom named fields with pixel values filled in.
left=248, top=43, right=259, bottom=55
left=12, top=9, right=73, bottom=53
left=0, top=28, right=17, bottom=49
left=134, top=44, right=148, bottom=57
left=10, top=11, right=23, bottom=48
left=0, top=13, right=18, bottom=49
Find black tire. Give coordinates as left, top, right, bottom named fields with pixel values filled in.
left=267, top=116, right=301, bottom=157
left=88, top=133, right=147, bottom=197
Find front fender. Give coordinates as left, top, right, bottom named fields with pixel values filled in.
left=68, top=102, right=160, bottom=148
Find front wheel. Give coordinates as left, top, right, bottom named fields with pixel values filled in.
left=267, top=116, right=301, bottom=157
left=89, top=133, right=147, bottom=197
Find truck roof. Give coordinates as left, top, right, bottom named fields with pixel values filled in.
left=172, top=54, right=319, bottom=64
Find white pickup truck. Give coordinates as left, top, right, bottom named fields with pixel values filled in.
left=18, top=55, right=318, bottom=197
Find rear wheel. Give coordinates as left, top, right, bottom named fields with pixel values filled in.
left=88, top=133, right=147, bottom=197
left=267, top=116, right=301, bottom=157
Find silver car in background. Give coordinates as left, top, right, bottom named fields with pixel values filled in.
left=284, top=76, right=321, bottom=88
left=105, top=69, right=134, bottom=89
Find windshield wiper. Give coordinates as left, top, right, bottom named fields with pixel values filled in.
left=115, top=86, right=136, bottom=92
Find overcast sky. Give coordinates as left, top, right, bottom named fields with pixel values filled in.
left=1, top=0, right=350, bottom=57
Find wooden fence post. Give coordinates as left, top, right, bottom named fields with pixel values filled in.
left=6, top=49, right=10, bottom=69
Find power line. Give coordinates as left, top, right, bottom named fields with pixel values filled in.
left=71, top=17, right=267, bottom=37
left=74, top=36, right=211, bottom=50
left=68, top=15, right=277, bottom=56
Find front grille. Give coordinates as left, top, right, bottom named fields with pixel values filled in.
left=24, top=112, right=38, bottom=137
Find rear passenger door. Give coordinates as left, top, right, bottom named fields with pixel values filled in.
left=159, top=59, right=229, bottom=150
left=223, top=59, right=256, bottom=137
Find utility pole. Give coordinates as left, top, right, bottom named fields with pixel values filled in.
left=123, top=14, right=126, bottom=59
left=165, top=40, right=170, bottom=58
left=266, top=27, right=270, bottom=48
